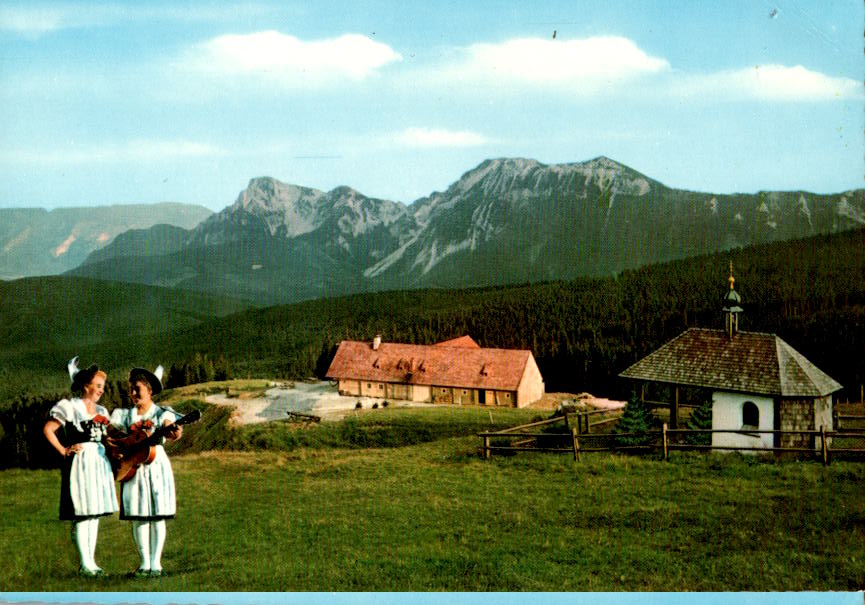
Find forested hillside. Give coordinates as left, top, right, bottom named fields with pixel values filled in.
left=147, top=228, right=865, bottom=399
left=2, top=229, right=863, bottom=403
left=0, top=277, right=250, bottom=399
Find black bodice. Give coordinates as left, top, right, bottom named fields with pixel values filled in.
left=62, top=418, right=109, bottom=446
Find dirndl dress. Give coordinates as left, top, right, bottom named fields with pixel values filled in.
left=48, top=398, right=119, bottom=520
left=109, top=405, right=177, bottom=520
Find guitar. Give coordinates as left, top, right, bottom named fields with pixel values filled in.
left=106, top=409, right=201, bottom=482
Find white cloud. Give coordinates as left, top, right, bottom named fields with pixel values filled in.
left=188, top=31, right=402, bottom=84
left=427, top=36, right=670, bottom=91
left=414, top=36, right=859, bottom=105
left=674, top=64, right=862, bottom=102
left=2, top=139, right=225, bottom=164
left=391, top=127, right=491, bottom=148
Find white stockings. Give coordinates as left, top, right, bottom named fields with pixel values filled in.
left=132, top=520, right=167, bottom=571
left=73, top=518, right=101, bottom=571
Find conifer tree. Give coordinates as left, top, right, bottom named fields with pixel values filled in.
left=684, top=399, right=712, bottom=445
left=614, top=391, right=655, bottom=447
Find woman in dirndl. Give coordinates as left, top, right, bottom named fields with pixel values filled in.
left=109, top=364, right=182, bottom=578
left=43, top=357, right=118, bottom=577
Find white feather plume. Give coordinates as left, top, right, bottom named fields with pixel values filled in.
left=155, top=365, right=164, bottom=382
left=67, top=356, right=80, bottom=382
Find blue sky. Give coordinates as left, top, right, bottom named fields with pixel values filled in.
left=1, top=1, right=862, bottom=211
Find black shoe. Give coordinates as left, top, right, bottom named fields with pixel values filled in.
left=149, top=569, right=163, bottom=578
left=129, top=568, right=151, bottom=578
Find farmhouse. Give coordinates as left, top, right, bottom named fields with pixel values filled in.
left=619, top=268, right=842, bottom=452
left=325, top=335, right=545, bottom=407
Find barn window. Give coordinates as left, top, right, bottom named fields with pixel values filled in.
left=742, top=401, right=759, bottom=429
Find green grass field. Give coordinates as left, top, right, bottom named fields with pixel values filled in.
left=2, top=406, right=865, bottom=591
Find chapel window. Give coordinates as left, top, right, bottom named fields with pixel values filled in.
left=742, top=401, right=759, bottom=429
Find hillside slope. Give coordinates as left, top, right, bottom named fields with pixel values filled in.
left=0, top=203, right=212, bottom=279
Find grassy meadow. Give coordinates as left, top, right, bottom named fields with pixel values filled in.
left=2, top=405, right=864, bottom=591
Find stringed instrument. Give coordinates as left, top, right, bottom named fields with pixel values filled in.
left=106, top=410, right=201, bottom=482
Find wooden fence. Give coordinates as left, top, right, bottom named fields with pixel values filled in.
left=660, top=425, right=865, bottom=463
left=835, top=412, right=865, bottom=430
left=478, top=410, right=865, bottom=464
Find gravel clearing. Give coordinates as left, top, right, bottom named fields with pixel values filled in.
left=204, top=381, right=624, bottom=425
left=205, top=381, right=432, bottom=425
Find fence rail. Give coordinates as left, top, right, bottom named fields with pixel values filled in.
left=479, top=411, right=865, bottom=464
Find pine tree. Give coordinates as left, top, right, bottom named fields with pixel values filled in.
left=165, top=363, right=185, bottom=389
left=684, top=399, right=712, bottom=445
left=614, top=391, right=655, bottom=447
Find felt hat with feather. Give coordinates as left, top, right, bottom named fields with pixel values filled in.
left=68, top=356, right=100, bottom=393
left=129, top=364, right=164, bottom=395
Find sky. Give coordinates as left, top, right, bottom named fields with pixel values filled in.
left=0, top=0, right=863, bottom=212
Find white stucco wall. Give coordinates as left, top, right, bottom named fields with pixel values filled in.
left=814, top=395, right=833, bottom=431
left=712, top=391, right=774, bottom=452
left=516, top=354, right=545, bottom=408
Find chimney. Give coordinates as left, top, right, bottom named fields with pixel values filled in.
left=372, top=335, right=381, bottom=350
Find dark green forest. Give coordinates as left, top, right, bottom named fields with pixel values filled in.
left=1, top=229, right=863, bottom=405
left=161, top=228, right=863, bottom=398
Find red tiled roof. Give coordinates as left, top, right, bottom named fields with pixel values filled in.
left=326, top=340, right=533, bottom=391
left=434, top=335, right=480, bottom=349
left=619, top=328, right=842, bottom=397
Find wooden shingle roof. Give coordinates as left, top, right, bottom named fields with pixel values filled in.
left=619, top=328, right=842, bottom=397
left=326, top=339, right=533, bottom=391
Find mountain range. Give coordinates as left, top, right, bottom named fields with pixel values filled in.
left=0, top=203, right=213, bottom=279
left=64, top=156, right=865, bottom=304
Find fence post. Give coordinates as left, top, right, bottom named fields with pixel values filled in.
left=572, top=427, right=580, bottom=462
left=663, top=423, right=668, bottom=461
left=821, top=425, right=828, bottom=466
left=483, top=436, right=490, bottom=460
left=670, top=387, right=679, bottom=429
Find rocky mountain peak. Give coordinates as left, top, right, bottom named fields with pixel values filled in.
left=450, top=157, right=543, bottom=194
left=237, top=177, right=323, bottom=211
left=573, top=156, right=653, bottom=197
left=216, top=177, right=323, bottom=237
left=66, top=155, right=864, bottom=305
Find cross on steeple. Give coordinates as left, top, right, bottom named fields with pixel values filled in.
left=722, top=261, right=743, bottom=338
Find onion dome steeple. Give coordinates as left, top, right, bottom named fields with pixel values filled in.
left=722, top=261, right=743, bottom=338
